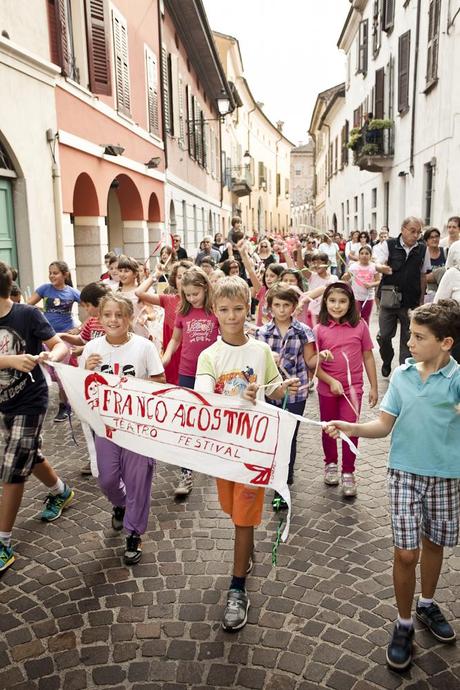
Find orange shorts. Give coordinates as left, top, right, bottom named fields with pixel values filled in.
left=216, top=478, right=265, bottom=527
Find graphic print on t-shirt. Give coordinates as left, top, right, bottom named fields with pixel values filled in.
left=185, top=319, right=215, bottom=343
left=0, top=327, right=29, bottom=398
left=214, top=367, right=257, bottom=395
left=100, top=362, right=136, bottom=377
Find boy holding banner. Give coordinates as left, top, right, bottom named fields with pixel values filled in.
left=195, top=276, right=300, bottom=632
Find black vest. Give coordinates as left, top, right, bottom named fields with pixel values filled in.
left=381, top=236, right=426, bottom=309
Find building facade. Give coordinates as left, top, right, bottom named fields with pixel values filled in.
left=0, top=1, right=60, bottom=290
left=161, top=1, right=235, bottom=256
left=48, top=0, right=166, bottom=287
left=310, top=0, right=460, bottom=237
left=290, top=140, right=315, bottom=233
left=214, top=32, right=293, bottom=237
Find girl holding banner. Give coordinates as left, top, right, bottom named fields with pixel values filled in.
left=79, top=294, right=165, bottom=566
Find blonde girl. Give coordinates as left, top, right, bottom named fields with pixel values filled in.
left=135, top=259, right=193, bottom=384
left=80, top=294, right=165, bottom=565
left=161, top=266, right=219, bottom=496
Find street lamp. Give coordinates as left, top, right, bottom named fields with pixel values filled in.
left=216, top=90, right=232, bottom=117
left=242, top=150, right=252, bottom=166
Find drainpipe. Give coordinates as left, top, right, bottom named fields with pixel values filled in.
left=47, top=129, right=64, bottom=260
left=323, top=123, right=331, bottom=198
left=409, top=0, right=422, bottom=176
left=157, top=3, right=168, bottom=171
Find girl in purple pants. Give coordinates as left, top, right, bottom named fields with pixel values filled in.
left=80, top=294, right=165, bottom=565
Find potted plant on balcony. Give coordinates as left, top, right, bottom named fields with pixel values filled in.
left=347, top=128, right=362, bottom=151
left=367, top=118, right=393, bottom=130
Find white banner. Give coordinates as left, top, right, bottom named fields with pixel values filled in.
left=53, top=363, right=300, bottom=539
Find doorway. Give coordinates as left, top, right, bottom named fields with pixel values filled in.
left=0, top=179, right=18, bottom=269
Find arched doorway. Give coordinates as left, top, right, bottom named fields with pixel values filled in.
left=106, top=174, right=144, bottom=258
left=0, top=138, right=19, bottom=270
left=72, top=172, right=102, bottom=287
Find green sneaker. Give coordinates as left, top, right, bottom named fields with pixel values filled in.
left=41, top=484, right=74, bottom=522
left=0, top=541, right=15, bottom=572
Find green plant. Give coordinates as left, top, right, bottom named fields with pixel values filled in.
left=367, top=118, right=393, bottom=130
left=347, top=132, right=362, bottom=151
left=360, top=143, right=380, bottom=155
left=350, top=127, right=361, bottom=136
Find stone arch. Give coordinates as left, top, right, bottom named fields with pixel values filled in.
left=112, top=174, right=144, bottom=221
left=148, top=192, right=161, bottom=222
left=73, top=172, right=100, bottom=216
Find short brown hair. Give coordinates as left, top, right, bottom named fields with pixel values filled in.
left=266, top=283, right=300, bottom=308
left=411, top=300, right=460, bottom=344
left=0, top=261, right=13, bottom=298
left=168, top=259, right=193, bottom=290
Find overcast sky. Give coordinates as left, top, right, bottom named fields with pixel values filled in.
left=203, top=0, right=349, bottom=145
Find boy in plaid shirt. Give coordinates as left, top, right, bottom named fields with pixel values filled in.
left=325, top=300, right=460, bottom=671
left=256, top=283, right=316, bottom=509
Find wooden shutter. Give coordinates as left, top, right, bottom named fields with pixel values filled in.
left=358, top=20, right=369, bottom=74
left=201, top=112, right=207, bottom=169
left=146, top=50, right=159, bottom=135
left=426, top=0, right=440, bottom=84
left=112, top=10, right=130, bottom=115
left=54, top=0, right=71, bottom=76
left=398, top=31, right=411, bottom=113
left=382, top=0, right=395, bottom=31
left=276, top=173, right=281, bottom=196
left=162, top=47, right=171, bottom=134
left=85, top=0, right=111, bottom=95
left=341, top=120, right=349, bottom=166
left=47, top=0, right=60, bottom=66
left=353, top=107, right=360, bottom=128
left=178, top=76, right=185, bottom=147
left=195, top=103, right=202, bottom=163
left=170, top=54, right=180, bottom=138
left=375, top=68, right=385, bottom=118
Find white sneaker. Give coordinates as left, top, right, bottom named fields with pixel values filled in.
left=324, top=463, right=339, bottom=485
left=342, top=473, right=357, bottom=497
left=174, top=470, right=193, bottom=497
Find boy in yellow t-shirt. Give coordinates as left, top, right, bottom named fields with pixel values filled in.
left=195, top=276, right=299, bottom=632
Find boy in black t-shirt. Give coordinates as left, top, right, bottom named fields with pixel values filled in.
left=0, top=262, right=74, bottom=573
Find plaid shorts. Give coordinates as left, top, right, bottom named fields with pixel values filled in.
left=387, top=468, right=460, bottom=550
left=0, top=413, right=45, bottom=484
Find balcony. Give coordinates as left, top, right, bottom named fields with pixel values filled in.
left=230, top=167, right=252, bottom=197
left=349, top=121, right=394, bottom=173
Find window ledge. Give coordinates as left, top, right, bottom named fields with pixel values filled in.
left=423, top=78, right=438, bottom=95
left=398, top=106, right=410, bottom=117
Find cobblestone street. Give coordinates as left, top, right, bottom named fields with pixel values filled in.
left=1, top=333, right=460, bottom=690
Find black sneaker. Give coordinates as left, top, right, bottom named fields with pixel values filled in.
left=111, top=506, right=125, bottom=531
left=272, top=492, right=288, bottom=511
left=54, top=403, right=70, bottom=422
left=386, top=623, right=414, bottom=671
left=381, top=363, right=391, bottom=378
left=124, top=533, right=142, bottom=565
left=416, top=602, right=456, bottom=642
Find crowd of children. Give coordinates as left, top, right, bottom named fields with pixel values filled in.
left=0, top=220, right=459, bottom=671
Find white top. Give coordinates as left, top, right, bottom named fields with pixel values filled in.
left=318, top=242, right=339, bottom=268
left=433, top=267, right=460, bottom=304
left=79, top=333, right=164, bottom=379
left=347, top=261, right=378, bottom=301
left=195, top=337, right=282, bottom=400
left=345, top=241, right=361, bottom=260
left=376, top=240, right=431, bottom=273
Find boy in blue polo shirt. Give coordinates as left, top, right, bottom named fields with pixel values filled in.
left=324, top=299, right=460, bottom=672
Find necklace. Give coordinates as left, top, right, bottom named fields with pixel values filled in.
left=107, top=333, right=132, bottom=348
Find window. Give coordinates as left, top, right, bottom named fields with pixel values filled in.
left=186, top=86, right=195, bottom=158
left=178, top=76, right=185, bottom=147
left=382, top=0, right=395, bottom=32
left=372, top=0, right=382, bottom=57
left=398, top=31, right=411, bottom=114
left=426, top=0, right=441, bottom=89
left=384, top=181, right=390, bottom=225
left=375, top=68, right=385, bottom=119
left=334, top=137, right=338, bottom=173
left=112, top=8, right=130, bottom=115
left=295, top=163, right=302, bottom=176
left=372, top=188, right=377, bottom=208
left=85, top=0, right=111, bottom=94
left=162, top=47, right=171, bottom=134
left=358, top=20, right=369, bottom=75
left=354, top=196, right=358, bottom=213
left=341, top=120, right=349, bottom=167
left=182, top=200, right=187, bottom=235
left=423, top=160, right=435, bottom=225
left=145, top=48, right=159, bottom=136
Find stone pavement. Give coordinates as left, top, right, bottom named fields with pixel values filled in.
left=1, top=326, right=460, bottom=689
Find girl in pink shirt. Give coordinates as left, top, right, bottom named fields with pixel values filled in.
left=312, top=282, right=378, bottom=497
left=342, top=245, right=381, bottom=325
left=161, top=266, right=219, bottom=497
left=135, top=260, right=193, bottom=384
